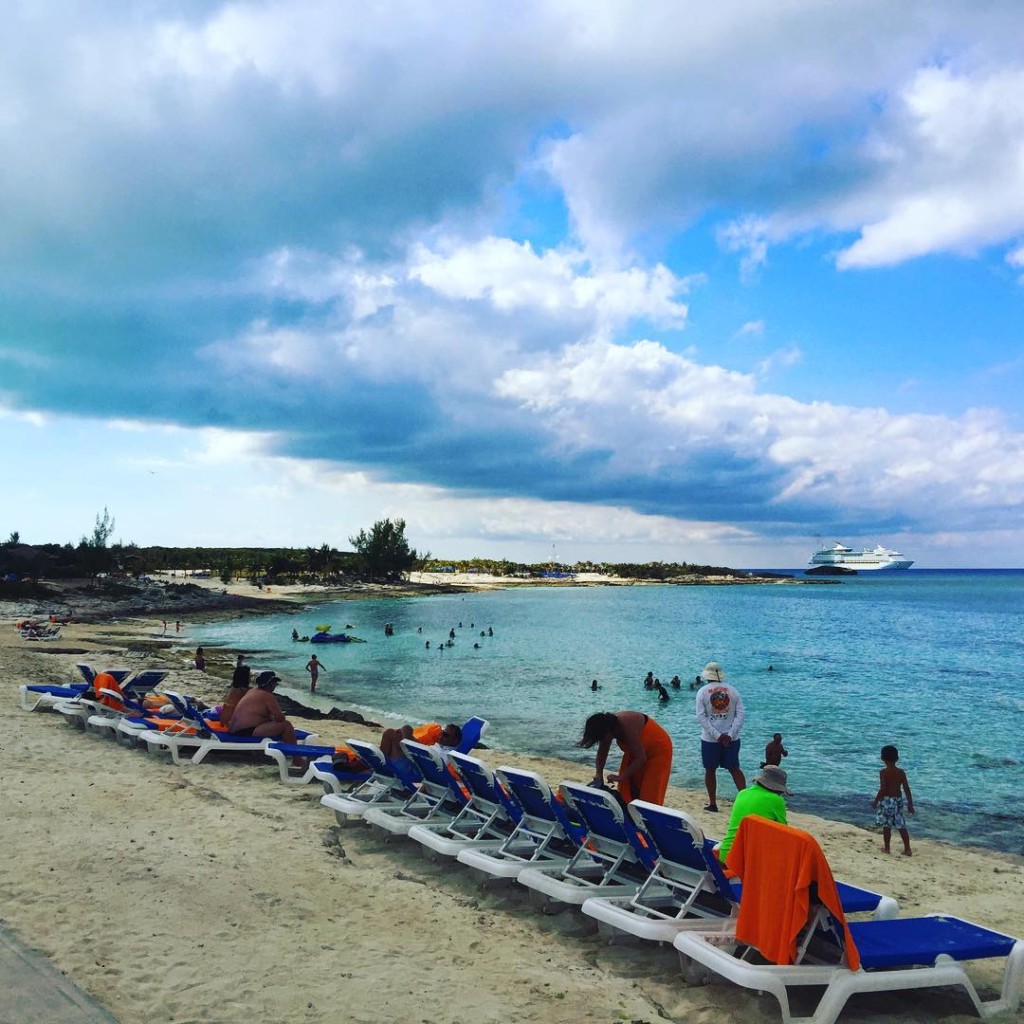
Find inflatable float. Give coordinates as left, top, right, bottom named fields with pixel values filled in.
left=309, top=629, right=366, bottom=644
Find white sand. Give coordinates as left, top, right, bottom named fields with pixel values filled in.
left=2, top=617, right=1022, bottom=1024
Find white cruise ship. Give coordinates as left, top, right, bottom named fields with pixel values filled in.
left=808, top=542, right=914, bottom=571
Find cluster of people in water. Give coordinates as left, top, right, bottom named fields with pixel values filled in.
left=421, top=621, right=494, bottom=651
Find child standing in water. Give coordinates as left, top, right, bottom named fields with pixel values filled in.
left=872, top=744, right=914, bottom=855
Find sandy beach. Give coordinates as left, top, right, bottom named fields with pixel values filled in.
left=2, top=597, right=1022, bottom=1024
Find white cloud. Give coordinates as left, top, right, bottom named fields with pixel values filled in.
left=496, top=338, right=1024, bottom=522
left=1008, top=244, right=1024, bottom=283
left=756, top=347, right=802, bottom=377
left=409, top=237, right=689, bottom=330
left=734, top=320, right=766, bottom=339
left=718, top=218, right=770, bottom=282
left=836, top=66, right=1024, bottom=268
left=4, top=2, right=1024, bottom=564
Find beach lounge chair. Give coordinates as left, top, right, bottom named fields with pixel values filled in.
left=139, top=692, right=318, bottom=764
left=407, top=750, right=523, bottom=860
left=363, top=739, right=470, bottom=839
left=84, top=670, right=171, bottom=738
left=308, top=756, right=376, bottom=794
left=51, top=672, right=136, bottom=727
left=20, top=623, right=62, bottom=640
left=18, top=665, right=131, bottom=712
left=262, top=742, right=364, bottom=785
left=581, top=801, right=736, bottom=943
left=673, top=816, right=1024, bottom=1024
left=307, top=716, right=488, bottom=794
left=516, top=782, right=659, bottom=912
left=320, top=739, right=424, bottom=827
left=456, top=767, right=586, bottom=884
left=18, top=681, right=89, bottom=712
left=583, top=802, right=897, bottom=946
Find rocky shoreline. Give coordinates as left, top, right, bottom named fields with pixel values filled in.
left=0, top=574, right=461, bottom=624
left=1, top=568, right=823, bottom=626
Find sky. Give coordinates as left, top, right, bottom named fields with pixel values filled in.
left=2, top=1, right=1023, bottom=568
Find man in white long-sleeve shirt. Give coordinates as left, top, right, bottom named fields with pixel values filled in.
left=695, top=661, right=747, bottom=812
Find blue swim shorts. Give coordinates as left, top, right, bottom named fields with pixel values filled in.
left=701, top=738, right=741, bottom=770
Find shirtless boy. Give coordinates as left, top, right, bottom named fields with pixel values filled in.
left=871, top=743, right=915, bottom=855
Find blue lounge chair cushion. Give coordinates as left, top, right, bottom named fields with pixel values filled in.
left=456, top=717, right=487, bottom=753
left=849, top=915, right=1017, bottom=969
left=725, top=878, right=884, bottom=916
left=386, top=756, right=424, bottom=791
left=833, top=880, right=884, bottom=915
left=25, top=684, right=88, bottom=697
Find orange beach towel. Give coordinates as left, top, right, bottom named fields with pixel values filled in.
left=725, top=816, right=860, bottom=969
left=412, top=722, right=443, bottom=745
left=92, top=672, right=124, bottom=710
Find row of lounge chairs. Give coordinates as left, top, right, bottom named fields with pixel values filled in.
left=18, top=623, right=62, bottom=641
left=18, top=668, right=1023, bottom=1024
left=317, top=734, right=1023, bottom=1024
left=19, top=662, right=485, bottom=784
left=20, top=663, right=321, bottom=762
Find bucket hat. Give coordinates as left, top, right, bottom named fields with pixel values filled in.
left=755, top=764, right=792, bottom=795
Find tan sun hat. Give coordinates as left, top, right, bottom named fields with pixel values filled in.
left=755, top=764, right=792, bottom=795
left=701, top=662, right=725, bottom=682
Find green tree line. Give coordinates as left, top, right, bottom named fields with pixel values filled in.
left=3, top=512, right=742, bottom=584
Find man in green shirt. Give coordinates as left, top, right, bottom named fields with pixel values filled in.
left=716, top=764, right=791, bottom=859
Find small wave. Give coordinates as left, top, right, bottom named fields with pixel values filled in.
left=969, top=753, right=1021, bottom=770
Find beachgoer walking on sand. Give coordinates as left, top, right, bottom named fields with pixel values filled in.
left=872, top=744, right=914, bottom=855
left=761, top=732, right=788, bottom=767
left=695, top=662, right=746, bottom=812
left=305, top=654, right=324, bottom=694
left=579, top=710, right=674, bottom=805
left=194, top=646, right=206, bottom=672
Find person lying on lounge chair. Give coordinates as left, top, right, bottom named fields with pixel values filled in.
left=228, top=671, right=297, bottom=745
left=379, top=721, right=462, bottom=773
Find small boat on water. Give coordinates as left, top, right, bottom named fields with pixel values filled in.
left=807, top=542, right=914, bottom=572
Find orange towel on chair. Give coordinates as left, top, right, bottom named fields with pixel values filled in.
left=93, top=672, right=124, bottom=709
left=725, top=816, right=860, bottom=969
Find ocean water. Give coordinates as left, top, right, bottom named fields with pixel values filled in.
left=195, top=569, right=1024, bottom=854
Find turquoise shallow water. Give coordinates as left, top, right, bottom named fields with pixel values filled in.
left=196, top=569, right=1024, bottom=854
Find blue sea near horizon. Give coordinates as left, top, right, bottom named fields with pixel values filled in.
left=195, top=569, right=1024, bottom=855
